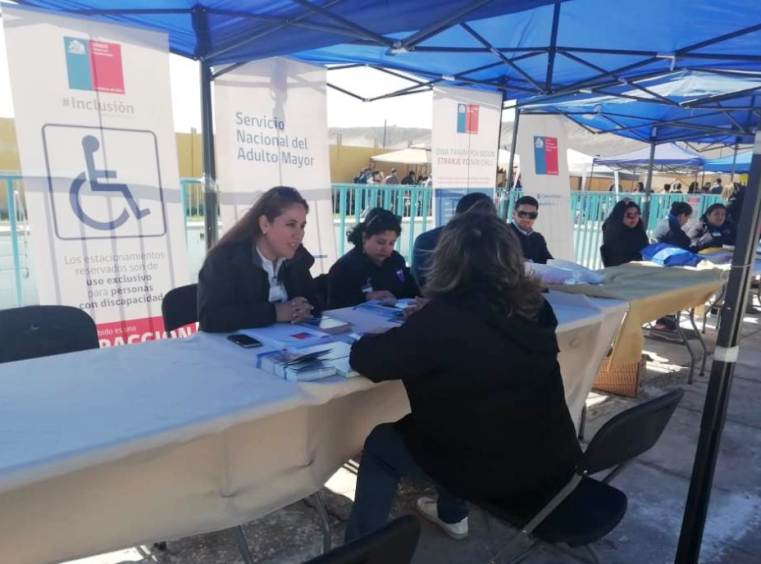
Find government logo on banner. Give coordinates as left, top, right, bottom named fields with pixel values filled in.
left=456, top=103, right=479, bottom=134
left=64, top=37, right=125, bottom=94
left=534, top=136, right=559, bottom=175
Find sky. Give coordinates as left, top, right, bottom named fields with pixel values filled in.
left=0, top=16, right=516, bottom=132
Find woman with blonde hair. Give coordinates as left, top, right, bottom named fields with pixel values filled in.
left=344, top=211, right=582, bottom=543
left=197, top=186, right=319, bottom=332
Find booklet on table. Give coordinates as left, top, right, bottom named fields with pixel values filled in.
left=256, top=341, right=358, bottom=381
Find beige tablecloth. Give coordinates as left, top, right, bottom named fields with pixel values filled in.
left=552, top=262, right=727, bottom=367
left=0, top=295, right=625, bottom=564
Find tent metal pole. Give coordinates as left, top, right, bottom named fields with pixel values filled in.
left=200, top=59, right=218, bottom=249
left=507, top=108, right=521, bottom=191
left=730, top=140, right=739, bottom=183
left=545, top=0, right=562, bottom=92
left=642, top=132, right=657, bottom=225
left=496, top=91, right=506, bottom=188
left=675, top=130, right=761, bottom=564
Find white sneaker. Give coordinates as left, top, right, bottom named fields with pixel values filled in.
left=416, top=496, right=469, bottom=540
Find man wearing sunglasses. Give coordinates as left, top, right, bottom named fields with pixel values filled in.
left=509, top=195, right=553, bottom=264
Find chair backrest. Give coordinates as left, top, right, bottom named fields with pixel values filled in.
left=0, top=305, right=99, bottom=363
left=600, top=245, right=612, bottom=268
left=161, top=283, right=198, bottom=333
left=580, top=389, right=684, bottom=475
left=313, top=273, right=330, bottom=311
left=306, top=516, right=420, bottom=564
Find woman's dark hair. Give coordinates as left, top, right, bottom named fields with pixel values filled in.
left=670, top=201, right=692, bottom=217
left=701, top=203, right=727, bottom=224
left=209, top=186, right=308, bottom=255
left=425, top=212, right=544, bottom=320
left=348, top=207, right=402, bottom=247
left=603, top=199, right=642, bottom=231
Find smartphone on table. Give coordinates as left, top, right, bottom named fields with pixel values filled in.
left=227, top=333, right=263, bottom=348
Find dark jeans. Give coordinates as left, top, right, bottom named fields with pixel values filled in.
left=345, top=423, right=469, bottom=542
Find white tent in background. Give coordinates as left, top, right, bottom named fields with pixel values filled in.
left=371, top=147, right=430, bottom=164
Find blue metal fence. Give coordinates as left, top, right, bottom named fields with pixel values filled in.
left=0, top=172, right=726, bottom=308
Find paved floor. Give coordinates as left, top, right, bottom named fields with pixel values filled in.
left=65, top=314, right=761, bottom=564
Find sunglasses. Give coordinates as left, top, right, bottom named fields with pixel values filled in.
left=516, top=211, right=538, bottom=219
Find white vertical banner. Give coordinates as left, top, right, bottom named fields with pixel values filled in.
left=2, top=5, right=190, bottom=346
left=431, top=85, right=502, bottom=226
left=515, top=114, right=575, bottom=261
left=213, top=57, right=337, bottom=274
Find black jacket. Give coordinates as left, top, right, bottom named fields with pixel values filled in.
left=411, top=226, right=443, bottom=288
left=601, top=221, right=649, bottom=267
left=687, top=220, right=736, bottom=251
left=509, top=223, right=553, bottom=264
left=654, top=216, right=693, bottom=250
left=197, top=240, right=319, bottom=332
left=327, top=247, right=419, bottom=309
left=350, top=296, right=582, bottom=507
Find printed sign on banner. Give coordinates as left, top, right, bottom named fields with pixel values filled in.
left=516, top=114, right=575, bottom=261
left=431, top=86, right=502, bottom=226
left=3, top=6, right=190, bottom=346
left=214, top=57, right=336, bottom=274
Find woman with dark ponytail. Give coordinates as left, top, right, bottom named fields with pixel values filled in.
left=327, top=208, right=419, bottom=308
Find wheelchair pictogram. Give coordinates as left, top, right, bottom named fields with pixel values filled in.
left=69, top=135, right=151, bottom=230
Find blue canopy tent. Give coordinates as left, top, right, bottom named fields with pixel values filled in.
left=704, top=149, right=753, bottom=172
left=594, top=143, right=705, bottom=170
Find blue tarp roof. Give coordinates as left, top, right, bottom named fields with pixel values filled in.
left=704, top=150, right=753, bottom=172
left=10, top=0, right=761, bottom=146
left=519, top=71, right=761, bottom=144
left=594, top=143, right=705, bottom=169
left=9, top=1, right=557, bottom=65
left=294, top=0, right=761, bottom=100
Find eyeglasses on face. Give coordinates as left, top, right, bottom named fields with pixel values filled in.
left=516, top=211, right=538, bottom=219
left=624, top=211, right=640, bottom=219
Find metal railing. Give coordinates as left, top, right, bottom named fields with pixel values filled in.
left=0, top=172, right=726, bottom=308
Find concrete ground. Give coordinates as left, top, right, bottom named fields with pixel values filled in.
left=65, top=313, right=761, bottom=564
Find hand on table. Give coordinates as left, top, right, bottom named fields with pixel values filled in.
left=403, top=296, right=430, bottom=319
left=366, top=290, right=397, bottom=305
left=275, top=297, right=314, bottom=324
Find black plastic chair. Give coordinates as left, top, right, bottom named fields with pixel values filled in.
left=306, top=515, right=420, bottom=564
left=476, top=389, right=684, bottom=564
left=0, top=305, right=99, bottom=363
left=161, top=283, right=198, bottom=333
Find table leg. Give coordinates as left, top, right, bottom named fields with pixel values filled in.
left=234, top=526, right=255, bottom=564
left=689, top=308, right=708, bottom=377
left=675, top=312, right=696, bottom=385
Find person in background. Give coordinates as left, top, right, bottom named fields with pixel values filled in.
left=672, top=182, right=683, bottom=193
left=654, top=201, right=693, bottom=250
left=354, top=167, right=370, bottom=184
left=509, top=195, right=553, bottom=264
left=702, top=182, right=712, bottom=194
left=600, top=199, right=649, bottom=267
left=637, top=181, right=646, bottom=193
left=344, top=212, right=582, bottom=543
left=688, top=203, right=736, bottom=251
left=328, top=208, right=419, bottom=308
left=688, top=181, right=699, bottom=194
left=367, top=170, right=383, bottom=184
left=412, top=192, right=496, bottom=287
left=384, top=168, right=399, bottom=184
left=401, top=170, right=417, bottom=185
left=727, top=183, right=745, bottom=226
left=663, top=184, right=672, bottom=193
left=197, top=186, right=318, bottom=332
left=423, top=175, right=433, bottom=187
left=710, top=177, right=723, bottom=194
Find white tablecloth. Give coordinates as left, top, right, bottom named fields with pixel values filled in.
left=0, top=292, right=625, bottom=564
